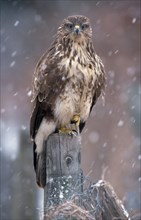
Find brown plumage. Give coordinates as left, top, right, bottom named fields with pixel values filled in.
left=30, top=15, right=105, bottom=187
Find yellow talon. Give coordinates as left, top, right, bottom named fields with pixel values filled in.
left=59, top=127, right=74, bottom=135
left=71, top=115, right=80, bottom=127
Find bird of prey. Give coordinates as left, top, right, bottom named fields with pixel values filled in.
left=30, top=15, right=105, bottom=187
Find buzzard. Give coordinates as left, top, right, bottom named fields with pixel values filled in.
left=30, top=15, right=105, bottom=187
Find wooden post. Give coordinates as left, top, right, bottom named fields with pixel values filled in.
left=42, top=133, right=131, bottom=220
left=80, top=180, right=131, bottom=220
left=44, top=133, right=83, bottom=219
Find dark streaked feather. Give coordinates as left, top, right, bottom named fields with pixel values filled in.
left=90, top=63, right=105, bottom=113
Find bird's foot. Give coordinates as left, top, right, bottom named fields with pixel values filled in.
left=59, top=127, right=77, bottom=136
left=71, top=115, right=80, bottom=127
left=71, top=115, right=80, bottom=134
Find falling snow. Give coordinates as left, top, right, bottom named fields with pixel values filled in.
left=59, top=191, right=64, bottom=199
left=27, top=90, right=32, bottom=97
left=1, top=2, right=140, bottom=219
left=10, top=61, right=16, bottom=67
left=131, top=105, right=135, bottom=110
left=117, top=120, right=124, bottom=127
left=14, top=20, right=19, bottom=27
left=103, top=142, right=107, bottom=148
left=11, top=51, right=17, bottom=57
left=114, top=50, right=119, bottom=54
left=62, top=76, right=66, bottom=81
left=13, top=92, right=18, bottom=96
left=132, top=18, right=136, bottom=24
left=109, top=110, right=113, bottom=115
left=21, top=125, right=27, bottom=130
left=96, top=1, right=100, bottom=6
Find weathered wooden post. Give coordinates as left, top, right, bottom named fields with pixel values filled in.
left=41, top=132, right=131, bottom=220
left=44, top=133, right=83, bottom=219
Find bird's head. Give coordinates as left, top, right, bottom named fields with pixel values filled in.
left=58, top=15, right=92, bottom=40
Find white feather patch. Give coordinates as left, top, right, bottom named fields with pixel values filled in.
left=35, top=118, right=56, bottom=154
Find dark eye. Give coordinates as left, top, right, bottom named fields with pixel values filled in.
left=66, top=23, right=73, bottom=29
left=81, top=24, right=89, bottom=30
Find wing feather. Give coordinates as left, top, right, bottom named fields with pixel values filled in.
left=90, top=56, right=106, bottom=113
left=30, top=49, right=67, bottom=139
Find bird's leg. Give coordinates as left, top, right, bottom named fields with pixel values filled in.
left=58, top=115, right=80, bottom=135
left=71, top=115, right=80, bottom=127
left=59, top=127, right=74, bottom=135
left=71, top=114, right=80, bottom=134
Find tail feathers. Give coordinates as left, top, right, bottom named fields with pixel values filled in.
left=33, top=142, right=46, bottom=188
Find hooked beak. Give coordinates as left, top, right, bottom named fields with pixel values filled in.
left=74, top=25, right=81, bottom=35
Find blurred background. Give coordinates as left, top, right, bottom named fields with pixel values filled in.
left=0, top=0, right=140, bottom=219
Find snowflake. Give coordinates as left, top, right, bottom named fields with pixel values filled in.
left=10, top=61, right=16, bottom=67
left=132, top=18, right=136, bottom=24
left=59, top=191, right=64, bottom=199
left=21, top=125, right=26, bottom=130
left=117, top=120, right=124, bottom=127
left=11, top=51, right=17, bottom=57
left=27, top=90, right=32, bottom=97
left=14, top=20, right=19, bottom=27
